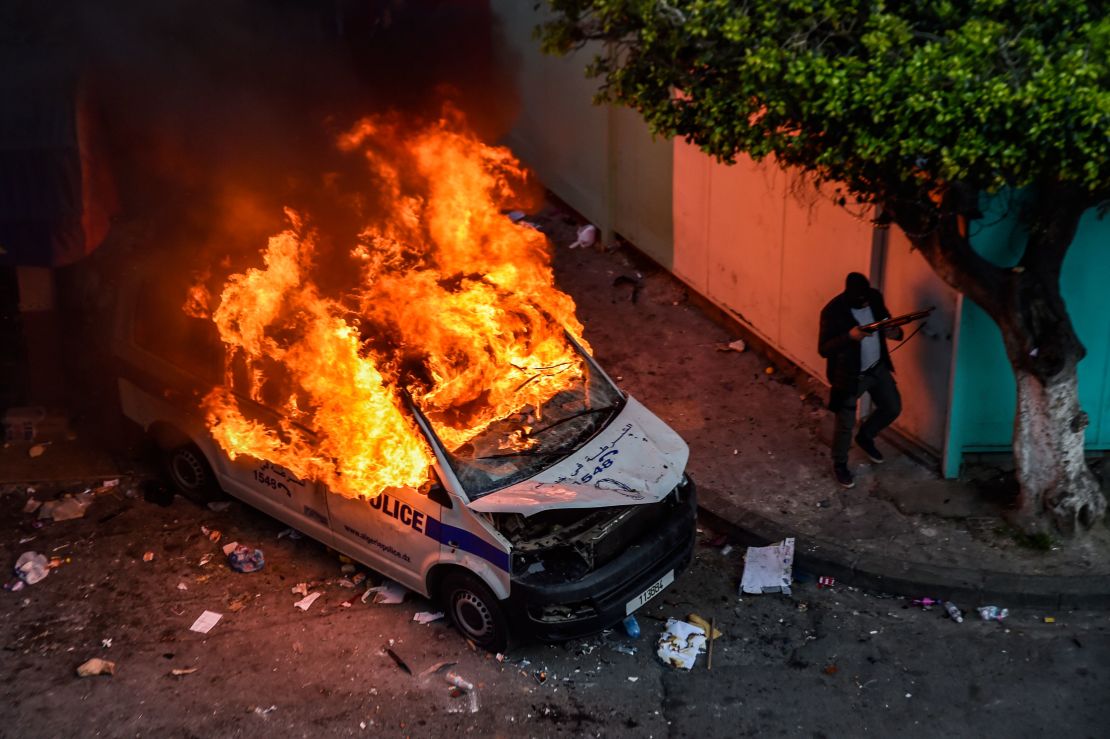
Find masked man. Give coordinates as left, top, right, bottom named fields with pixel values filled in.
left=818, top=273, right=903, bottom=488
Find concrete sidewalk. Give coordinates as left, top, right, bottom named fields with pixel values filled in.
left=539, top=204, right=1110, bottom=610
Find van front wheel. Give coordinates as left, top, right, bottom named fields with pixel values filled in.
left=439, top=571, right=509, bottom=653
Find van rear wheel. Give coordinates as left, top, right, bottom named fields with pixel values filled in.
left=162, top=443, right=221, bottom=503
left=439, top=571, right=509, bottom=653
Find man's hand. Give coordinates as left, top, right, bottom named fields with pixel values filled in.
left=882, top=325, right=905, bottom=340
left=849, top=326, right=869, bottom=341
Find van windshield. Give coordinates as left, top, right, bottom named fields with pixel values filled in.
left=433, top=349, right=625, bottom=498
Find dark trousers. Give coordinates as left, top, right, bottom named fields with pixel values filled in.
left=832, top=363, right=901, bottom=466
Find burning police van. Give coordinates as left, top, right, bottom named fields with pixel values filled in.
left=114, top=267, right=696, bottom=652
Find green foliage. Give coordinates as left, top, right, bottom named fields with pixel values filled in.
left=539, top=1, right=1110, bottom=206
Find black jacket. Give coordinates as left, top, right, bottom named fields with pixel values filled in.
left=817, top=286, right=894, bottom=408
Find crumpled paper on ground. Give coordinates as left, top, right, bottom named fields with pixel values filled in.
left=38, top=493, right=94, bottom=522
left=740, top=538, right=795, bottom=595
left=361, top=579, right=407, bottom=605
left=15, top=551, right=49, bottom=585
left=656, top=618, right=706, bottom=670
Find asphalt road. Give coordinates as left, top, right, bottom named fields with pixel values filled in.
left=1, top=480, right=1107, bottom=738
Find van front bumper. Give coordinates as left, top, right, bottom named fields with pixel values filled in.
left=506, top=476, right=696, bottom=642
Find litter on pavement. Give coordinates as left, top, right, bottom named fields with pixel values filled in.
left=38, top=492, right=94, bottom=522
left=189, top=610, right=223, bottom=634
left=413, top=611, right=444, bottom=624
left=363, top=579, right=407, bottom=604
left=294, top=592, right=322, bottom=611
left=657, top=618, right=707, bottom=670
left=740, top=538, right=795, bottom=595
left=978, top=606, right=1009, bottom=621
left=14, top=551, right=49, bottom=585
left=227, top=545, right=265, bottom=573
left=76, top=658, right=116, bottom=677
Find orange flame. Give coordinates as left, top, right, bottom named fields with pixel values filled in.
left=201, top=113, right=587, bottom=499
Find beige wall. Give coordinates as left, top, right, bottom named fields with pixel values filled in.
left=492, top=0, right=956, bottom=455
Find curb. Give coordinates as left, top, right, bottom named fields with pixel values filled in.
left=697, top=503, right=1110, bottom=610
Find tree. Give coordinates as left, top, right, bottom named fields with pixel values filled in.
left=538, top=0, right=1110, bottom=533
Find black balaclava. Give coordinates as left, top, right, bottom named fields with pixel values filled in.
left=845, top=272, right=871, bottom=308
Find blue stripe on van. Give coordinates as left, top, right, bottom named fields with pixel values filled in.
left=424, top=516, right=510, bottom=572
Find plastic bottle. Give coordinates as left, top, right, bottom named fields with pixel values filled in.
left=622, top=614, right=641, bottom=638
left=978, top=606, right=1009, bottom=622
left=943, top=601, right=964, bottom=623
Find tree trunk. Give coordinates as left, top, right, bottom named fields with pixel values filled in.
left=889, top=181, right=1108, bottom=533
left=1011, top=364, right=1105, bottom=532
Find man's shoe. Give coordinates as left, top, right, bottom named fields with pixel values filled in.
left=855, top=433, right=884, bottom=464
left=833, top=464, right=854, bottom=488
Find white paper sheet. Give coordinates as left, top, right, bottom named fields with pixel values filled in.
left=656, top=618, right=706, bottom=670
left=740, top=538, right=795, bottom=595
left=189, top=610, right=222, bottom=634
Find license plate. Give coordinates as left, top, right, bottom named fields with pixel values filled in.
left=626, top=570, right=674, bottom=615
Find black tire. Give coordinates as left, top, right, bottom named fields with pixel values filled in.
left=161, top=443, right=221, bottom=502
left=439, top=571, right=510, bottom=653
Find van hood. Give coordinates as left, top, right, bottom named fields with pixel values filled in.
left=465, top=396, right=689, bottom=517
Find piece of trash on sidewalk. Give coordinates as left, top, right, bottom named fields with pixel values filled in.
left=817, top=576, right=835, bottom=589
left=22, top=497, right=41, bottom=514
left=143, top=551, right=155, bottom=562
left=943, top=601, right=964, bottom=623
left=294, top=592, right=322, bottom=611
left=656, top=618, right=707, bottom=670
left=14, top=551, right=50, bottom=585
left=1043, top=616, right=1056, bottom=624
left=177, top=582, right=188, bottom=591
left=291, top=583, right=309, bottom=597
left=611, top=643, right=637, bottom=656
left=413, top=611, right=444, bottom=625
left=201, top=526, right=221, bottom=543
left=253, top=705, right=277, bottom=717
left=277, top=527, right=303, bottom=540
left=385, top=647, right=412, bottom=675
left=740, top=538, right=795, bottom=595
left=727, top=339, right=746, bottom=353
left=221, top=541, right=239, bottom=556
left=686, top=613, right=722, bottom=640
left=363, top=579, right=407, bottom=605
left=622, top=614, right=641, bottom=638
left=28, top=443, right=49, bottom=458
left=912, top=597, right=939, bottom=608
left=76, top=658, right=116, bottom=677
left=189, top=610, right=223, bottom=634
left=171, top=667, right=198, bottom=677
left=720, top=544, right=734, bottom=556
left=38, top=492, right=94, bottom=522
left=227, top=545, right=264, bottom=573
left=568, top=223, right=598, bottom=249
left=978, top=606, right=1009, bottom=622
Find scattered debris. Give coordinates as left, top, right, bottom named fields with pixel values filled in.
left=76, top=658, right=116, bottom=677
left=622, top=614, right=641, bottom=638
left=413, top=611, right=444, bottom=625
left=740, top=538, right=795, bottom=595
left=221, top=541, right=239, bottom=556
left=611, top=643, right=637, bottom=656
left=294, top=592, right=322, bottom=611
left=177, top=582, right=188, bottom=591
left=978, top=606, right=1009, bottom=622
left=943, top=601, right=964, bottom=623
left=444, top=671, right=473, bottom=691
left=277, top=527, right=302, bottom=540
left=38, top=492, right=94, bottom=522
left=1044, top=616, right=1056, bottom=624
left=726, top=339, right=747, bottom=353
left=532, top=670, right=548, bottom=685
left=291, top=583, right=309, bottom=597
left=418, top=661, right=456, bottom=679
left=201, top=527, right=221, bottom=543
left=823, top=663, right=839, bottom=675
left=384, top=647, right=412, bottom=675
left=818, top=576, right=835, bottom=589
left=207, top=501, right=231, bottom=512
left=101, top=638, right=112, bottom=649
left=363, top=579, right=407, bottom=605
left=912, top=597, right=939, bottom=608
left=189, top=610, right=223, bottom=634
left=253, top=705, right=277, bottom=717
left=28, top=443, right=49, bottom=458
left=227, top=546, right=265, bottom=573
left=657, top=618, right=707, bottom=670
left=568, top=223, right=598, bottom=249
left=14, top=551, right=49, bottom=585
left=22, top=497, right=41, bottom=514
left=686, top=613, right=722, bottom=640
left=720, top=544, right=734, bottom=556
left=171, top=667, right=198, bottom=677
left=143, top=551, right=155, bottom=562
left=198, top=554, right=214, bottom=566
